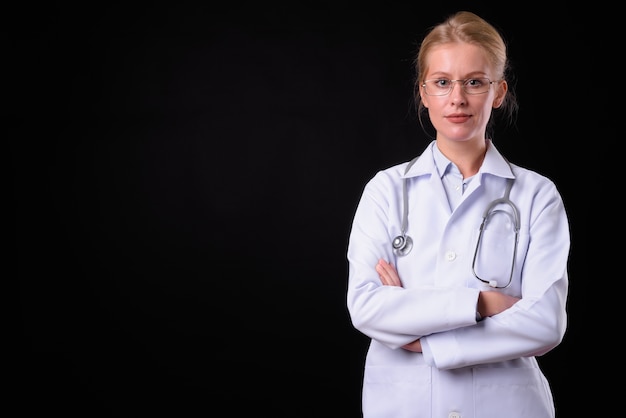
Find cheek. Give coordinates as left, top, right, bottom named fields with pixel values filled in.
left=482, top=99, right=496, bottom=115
left=422, top=95, right=437, bottom=110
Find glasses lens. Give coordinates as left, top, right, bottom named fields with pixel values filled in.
left=424, top=80, right=450, bottom=96
left=463, top=78, right=491, bottom=94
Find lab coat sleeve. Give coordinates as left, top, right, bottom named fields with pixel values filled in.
left=421, top=179, right=570, bottom=370
left=347, top=169, right=482, bottom=349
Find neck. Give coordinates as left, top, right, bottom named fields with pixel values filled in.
left=436, top=138, right=488, bottom=178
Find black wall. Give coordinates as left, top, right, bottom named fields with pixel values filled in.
left=15, top=2, right=605, bottom=417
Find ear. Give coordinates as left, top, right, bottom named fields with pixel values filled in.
left=420, top=84, right=429, bottom=108
left=493, top=80, right=508, bottom=109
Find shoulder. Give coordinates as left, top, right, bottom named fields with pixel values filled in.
left=356, top=159, right=422, bottom=209
left=363, top=162, right=407, bottom=194
left=366, top=158, right=422, bottom=187
left=508, top=163, right=567, bottom=213
left=509, top=163, right=559, bottom=191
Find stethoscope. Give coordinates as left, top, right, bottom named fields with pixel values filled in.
left=392, top=156, right=520, bottom=288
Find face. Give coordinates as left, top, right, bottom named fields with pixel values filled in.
left=420, top=42, right=507, bottom=145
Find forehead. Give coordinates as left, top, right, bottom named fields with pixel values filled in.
left=425, top=42, right=492, bottom=76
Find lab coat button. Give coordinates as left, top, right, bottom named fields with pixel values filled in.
left=445, top=250, right=456, bottom=261
left=448, top=413, right=461, bottom=418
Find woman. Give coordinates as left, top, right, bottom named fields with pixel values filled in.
left=346, top=11, right=570, bottom=418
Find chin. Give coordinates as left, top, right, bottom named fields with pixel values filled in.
left=441, top=135, right=477, bottom=143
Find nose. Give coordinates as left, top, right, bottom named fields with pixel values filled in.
left=449, top=81, right=467, bottom=104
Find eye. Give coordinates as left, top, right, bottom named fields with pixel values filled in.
left=436, top=79, right=451, bottom=87
left=466, top=78, right=486, bottom=88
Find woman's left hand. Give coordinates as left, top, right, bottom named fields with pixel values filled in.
left=375, top=258, right=403, bottom=287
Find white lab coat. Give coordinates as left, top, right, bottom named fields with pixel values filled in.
left=346, top=140, right=569, bottom=418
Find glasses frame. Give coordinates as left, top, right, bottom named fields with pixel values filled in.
left=421, top=78, right=496, bottom=96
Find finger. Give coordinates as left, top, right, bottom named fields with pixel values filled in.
left=375, top=263, right=391, bottom=285
left=378, top=259, right=401, bottom=282
left=377, top=259, right=396, bottom=275
left=376, top=261, right=402, bottom=287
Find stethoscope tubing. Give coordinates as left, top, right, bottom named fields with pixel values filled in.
left=471, top=178, right=519, bottom=288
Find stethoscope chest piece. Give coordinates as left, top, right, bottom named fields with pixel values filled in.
left=392, top=234, right=413, bottom=256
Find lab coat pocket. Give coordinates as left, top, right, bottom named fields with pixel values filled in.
left=474, top=367, right=555, bottom=418
left=363, top=364, right=432, bottom=418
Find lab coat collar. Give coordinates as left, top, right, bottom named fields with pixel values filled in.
left=401, top=140, right=515, bottom=180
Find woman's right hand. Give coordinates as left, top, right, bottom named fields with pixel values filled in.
left=477, top=291, right=520, bottom=318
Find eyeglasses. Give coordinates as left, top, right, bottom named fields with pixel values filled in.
left=421, top=78, right=495, bottom=96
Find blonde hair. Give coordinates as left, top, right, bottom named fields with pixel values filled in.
left=413, top=11, right=518, bottom=135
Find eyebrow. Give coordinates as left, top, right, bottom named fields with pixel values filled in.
left=426, top=71, right=489, bottom=79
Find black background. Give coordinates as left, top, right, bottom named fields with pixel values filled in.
left=14, top=2, right=606, bottom=417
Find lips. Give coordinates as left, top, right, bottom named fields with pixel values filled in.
left=446, top=115, right=471, bottom=123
